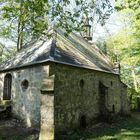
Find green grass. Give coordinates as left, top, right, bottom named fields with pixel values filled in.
left=59, top=114, right=140, bottom=140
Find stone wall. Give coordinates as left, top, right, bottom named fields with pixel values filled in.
left=39, top=74, right=55, bottom=140
left=120, top=83, right=130, bottom=115
left=50, top=63, right=127, bottom=133
left=0, top=62, right=130, bottom=138
left=0, top=65, right=49, bottom=128
left=0, top=73, right=4, bottom=101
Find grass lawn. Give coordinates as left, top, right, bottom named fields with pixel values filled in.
left=0, top=112, right=140, bottom=140
left=59, top=112, right=140, bottom=140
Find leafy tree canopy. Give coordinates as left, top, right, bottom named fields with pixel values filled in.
left=115, top=0, right=140, bottom=63
left=101, top=0, right=140, bottom=109
left=0, top=0, right=113, bottom=50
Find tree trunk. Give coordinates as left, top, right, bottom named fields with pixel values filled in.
left=17, top=1, right=24, bottom=51
left=17, top=21, right=21, bottom=51
left=131, top=68, right=138, bottom=92
left=17, top=21, right=24, bottom=51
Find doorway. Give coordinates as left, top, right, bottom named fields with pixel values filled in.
left=98, top=81, right=108, bottom=116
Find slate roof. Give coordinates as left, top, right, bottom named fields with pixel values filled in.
left=0, top=28, right=118, bottom=74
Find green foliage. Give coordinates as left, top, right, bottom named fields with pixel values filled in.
left=105, top=29, right=140, bottom=102
left=103, top=0, right=140, bottom=110
left=0, top=0, right=49, bottom=43
left=0, top=42, right=16, bottom=63
left=0, top=0, right=113, bottom=50
left=95, top=38, right=108, bottom=55
left=115, top=0, right=140, bottom=60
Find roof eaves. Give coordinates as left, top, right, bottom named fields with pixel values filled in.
left=0, top=58, right=119, bottom=75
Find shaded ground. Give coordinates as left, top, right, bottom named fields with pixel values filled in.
left=59, top=112, right=140, bottom=140
left=0, top=112, right=140, bottom=140
left=0, top=119, right=39, bottom=140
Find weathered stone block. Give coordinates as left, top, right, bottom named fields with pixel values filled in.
left=39, top=124, right=54, bottom=140
left=41, top=75, right=55, bottom=91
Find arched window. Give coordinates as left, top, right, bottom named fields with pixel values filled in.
left=3, top=74, right=12, bottom=100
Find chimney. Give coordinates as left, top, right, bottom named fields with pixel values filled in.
left=82, top=17, right=92, bottom=41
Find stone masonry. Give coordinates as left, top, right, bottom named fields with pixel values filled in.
left=0, top=62, right=130, bottom=140
left=50, top=62, right=130, bottom=135
left=0, top=65, right=49, bottom=128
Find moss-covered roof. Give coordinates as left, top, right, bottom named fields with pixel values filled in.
left=0, top=29, right=118, bottom=74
